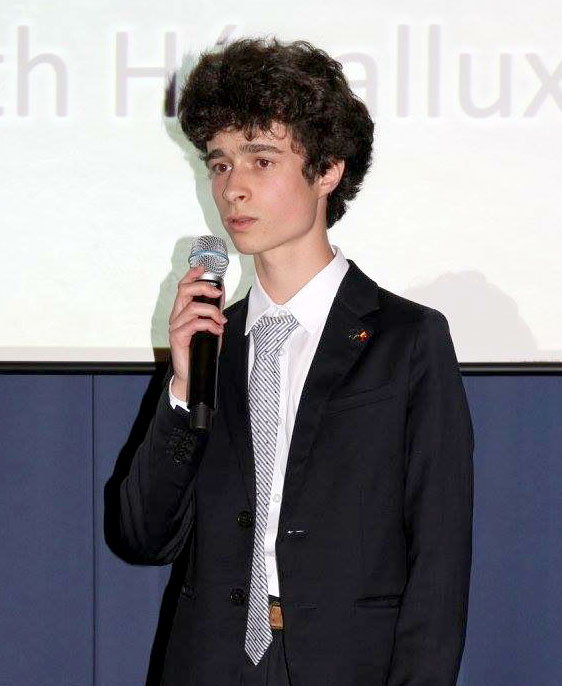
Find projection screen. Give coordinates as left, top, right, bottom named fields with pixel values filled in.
left=1, top=1, right=561, bottom=363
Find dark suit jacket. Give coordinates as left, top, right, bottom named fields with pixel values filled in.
left=109, top=261, right=473, bottom=686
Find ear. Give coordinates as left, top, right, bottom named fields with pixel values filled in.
left=318, top=159, right=345, bottom=198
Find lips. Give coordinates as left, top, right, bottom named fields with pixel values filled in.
left=226, top=215, right=256, bottom=231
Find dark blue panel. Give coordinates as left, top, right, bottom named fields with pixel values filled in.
left=2, top=373, right=561, bottom=686
left=462, top=376, right=562, bottom=686
left=93, top=374, right=171, bottom=686
left=0, top=375, right=94, bottom=686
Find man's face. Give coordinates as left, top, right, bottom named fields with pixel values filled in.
left=205, top=123, right=327, bottom=260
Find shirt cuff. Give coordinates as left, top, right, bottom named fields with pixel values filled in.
left=169, top=375, right=189, bottom=412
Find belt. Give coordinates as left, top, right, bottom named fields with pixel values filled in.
left=268, top=598, right=284, bottom=630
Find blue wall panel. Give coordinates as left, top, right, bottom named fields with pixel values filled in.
left=93, top=375, right=170, bottom=686
left=462, top=376, right=562, bottom=686
left=1, top=373, right=560, bottom=686
left=0, top=375, right=94, bottom=686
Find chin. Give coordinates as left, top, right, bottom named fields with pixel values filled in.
left=226, top=232, right=262, bottom=256
left=233, top=246, right=258, bottom=256
left=227, top=227, right=290, bottom=258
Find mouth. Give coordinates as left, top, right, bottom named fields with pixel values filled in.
left=225, top=215, right=256, bottom=231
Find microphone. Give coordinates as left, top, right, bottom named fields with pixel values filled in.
left=187, top=236, right=229, bottom=432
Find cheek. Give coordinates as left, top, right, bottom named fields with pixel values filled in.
left=268, top=176, right=317, bottom=217
left=211, top=178, right=225, bottom=205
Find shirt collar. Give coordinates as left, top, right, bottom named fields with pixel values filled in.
left=245, top=246, right=349, bottom=335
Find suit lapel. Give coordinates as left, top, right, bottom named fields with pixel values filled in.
left=220, top=262, right=380, bottom=514
left=219, top=295, right=255, bottom=509
left=279, top=261, right=380, bottom=525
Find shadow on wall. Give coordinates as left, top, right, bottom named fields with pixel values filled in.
left=402, top=271, right=542, bottom=361
left=150, top=58, right=255, bottom=350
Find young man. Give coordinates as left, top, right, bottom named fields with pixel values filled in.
left=109, top=38, right=473, bottom=686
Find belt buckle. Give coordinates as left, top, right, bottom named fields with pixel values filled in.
left=268, top=599, right=283, bottom=630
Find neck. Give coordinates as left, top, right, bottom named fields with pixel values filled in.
left=254, top=234, right=334, bottom=304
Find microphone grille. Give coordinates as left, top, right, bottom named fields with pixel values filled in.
left=188, top=235, right=229, bottom=279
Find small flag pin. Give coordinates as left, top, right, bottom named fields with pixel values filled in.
left=349, top=328, right=371, bottom=344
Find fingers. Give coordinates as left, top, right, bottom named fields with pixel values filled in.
left=169, top=300, right=226, bottom=334
left=178, top=263, right=205, bottom=286
left=168, top=264, right=228, bottom=385
left=170, top=315, right=225, bottom=345
left=169, top=300, right=226, bottom=332
left=169, top=265, right=223, bottom=324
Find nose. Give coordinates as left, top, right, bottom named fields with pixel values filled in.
left=222, top=167, right=250, bottom=203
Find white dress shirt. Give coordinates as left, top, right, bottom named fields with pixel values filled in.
left=170, top=246, right=349, bottom=596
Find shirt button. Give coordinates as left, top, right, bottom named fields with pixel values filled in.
left=278, top=416, right=282, bottom=426
left=273, top=494, right=281, bottom=503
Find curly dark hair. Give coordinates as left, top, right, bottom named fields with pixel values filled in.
left=178, top=38, right=374, bottom=228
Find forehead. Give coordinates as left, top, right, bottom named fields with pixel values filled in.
left=205, top=122, right=294, bottom=154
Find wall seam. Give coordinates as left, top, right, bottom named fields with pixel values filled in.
left=91, top=374, right=97, bottom=686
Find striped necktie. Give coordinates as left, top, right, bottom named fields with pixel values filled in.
left=244, top=313, right=299, bottom=665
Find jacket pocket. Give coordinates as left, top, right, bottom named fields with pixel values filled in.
left=326, top=382, right=397, bottom=414
left=354, top=594, right=402, bottom=609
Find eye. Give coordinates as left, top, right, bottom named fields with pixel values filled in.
left=256, top=158, right=273, bottom=169
left=209, top=162, right=230, bottom=175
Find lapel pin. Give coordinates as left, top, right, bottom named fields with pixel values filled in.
left=349, top=328, right=371, bottom=345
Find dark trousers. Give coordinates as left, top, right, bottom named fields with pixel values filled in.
left=240, top=629, right=291, bottom=686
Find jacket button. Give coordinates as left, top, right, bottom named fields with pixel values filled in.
left=181, top=583, right=194, bottom=598
left=230, top=588, right=246, bottom=605
left=237, top=510, right=253, bottom=528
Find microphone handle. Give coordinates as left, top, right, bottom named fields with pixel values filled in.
left=188, top=282, right=222, bottom=432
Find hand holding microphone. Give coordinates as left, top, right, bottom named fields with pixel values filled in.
left=168, top=236, right=229, bottom=431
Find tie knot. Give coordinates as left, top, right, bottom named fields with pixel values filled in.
left=251, top=314, right=298, bottom=357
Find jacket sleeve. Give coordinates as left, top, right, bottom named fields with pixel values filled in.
left=104, top=376, right=207, bottom=565
left=386, top=310, right=474, bottom=686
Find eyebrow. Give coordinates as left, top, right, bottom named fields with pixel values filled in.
left=204, top=143, right=284, bottom=164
